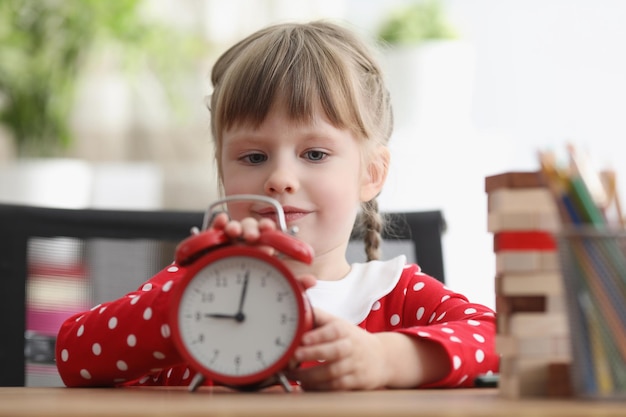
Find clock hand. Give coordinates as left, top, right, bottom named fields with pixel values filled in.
left=204, top=313, right=238, bottom=319
left=235, top=271, right=250, bottom=323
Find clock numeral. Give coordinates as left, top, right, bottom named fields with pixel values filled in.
left=234, top=354, right=242, bottom=372
left=191, top=333, right=205, bottom=345
left=201, top=292, right=214, bottom=303
left=215, top=276, right=228, bottom=287
left=276, top=291, right=289, bottom=302
left=208, top=349, right=219, bottom=365
left=275, top=337, right=285, bottom=347
left=256, top=350, right=267, bottom=367
left=280, top=313, right=287, bottom=324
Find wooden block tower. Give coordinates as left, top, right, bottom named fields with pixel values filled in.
left=485, top=171, right=573, bottom=398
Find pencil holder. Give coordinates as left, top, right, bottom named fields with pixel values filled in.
left=557, top=228, right=626, bottom=400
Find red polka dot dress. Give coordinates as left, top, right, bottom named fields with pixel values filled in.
left=55, top=256, right=498, bottom=388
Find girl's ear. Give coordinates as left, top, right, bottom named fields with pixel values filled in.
left=360, top=146, right=390, bottom=202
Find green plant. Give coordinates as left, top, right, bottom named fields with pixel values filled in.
left=377, top=0, right=457, bottom=46
left=0, top=0, right=203, bottom=157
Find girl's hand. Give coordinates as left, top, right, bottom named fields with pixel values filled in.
left=210, top=212, right=277, bottom=243
left=287, top=308, right=392, bottom=391
left=209, top=212, right=317, bottom=290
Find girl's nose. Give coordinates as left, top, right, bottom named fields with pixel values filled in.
left=264, top=166, right=299, bottom=194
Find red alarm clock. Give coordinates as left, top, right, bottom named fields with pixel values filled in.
left=170, top=195, right=314, bottom=392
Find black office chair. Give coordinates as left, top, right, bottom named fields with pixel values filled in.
left=0, top=203, right=445, bottom=387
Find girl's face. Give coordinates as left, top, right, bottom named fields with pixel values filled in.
left=220, top=102, right=380, bottom=277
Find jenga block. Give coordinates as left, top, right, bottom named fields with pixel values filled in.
left=487, top=211, right=561, bottom=233
left=547, top=362, right=574, bottom=398
left=499, top=357, right=551, bottom=398
left=495, top=271, right=564, bottom=296
left=496, top=334, right=571, bottom=361
left=495, top=251, right=559, bottom=273
left=546, top=295, right=567, bottom=314
left=493, top=231, right=557, bottom=251
left=488, top=188, right=557, bottom=213
left=485, top=171, right=546, bottom=193
left=496, top=295, right=539, bottom=334
left=508, top=313, right=569, bottom=338
left=496, top=295, right=546, bottom=315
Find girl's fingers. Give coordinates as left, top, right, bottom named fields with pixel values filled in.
left=210, top=212, right=230, bottom=229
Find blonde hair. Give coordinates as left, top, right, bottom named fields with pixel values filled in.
left=209, top=21, right=393, bottom=261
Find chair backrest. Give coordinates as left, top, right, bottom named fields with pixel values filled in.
left=0, top=203, right=445, bottom=386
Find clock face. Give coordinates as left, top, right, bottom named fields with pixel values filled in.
left=173, top=248, right=306, bottom=385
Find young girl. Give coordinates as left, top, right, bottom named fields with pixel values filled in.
left=56, top=21, right=498, bottom=390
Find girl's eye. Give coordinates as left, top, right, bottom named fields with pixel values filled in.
left=304, top=150, right=328, bottom=162
left=241, top=153, right=267, bottom=164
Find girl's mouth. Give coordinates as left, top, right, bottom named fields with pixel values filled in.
left=255, top=206, right=310, bottom=224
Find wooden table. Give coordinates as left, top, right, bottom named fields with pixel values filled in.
left=0, top=387, right=624, bottom=417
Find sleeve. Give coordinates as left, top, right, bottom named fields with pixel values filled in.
left=55, top=263, right=188, bottom=387
left=391, top=264, right=499, bottom=388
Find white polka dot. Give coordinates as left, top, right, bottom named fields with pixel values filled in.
left=441, top=327, right=454, bottom=334
left=183, top=368, right=190, bottom=380
left=416, top=307, right=425, bottom=320
left=142, top=283, right=153, bottom=291
left=130, top=296, right=140, bottom=305
left=143, top=307, right=153, bottom=320
left=450, top=336, right=462, bottom=343
left=453, top=356, right=462, bottom=370
left=117, top=360, right=128, bottom=371
left=467, top=320, right=480, bottom=326
left=475, top=349, right=485, bottom=363
left=483, top=312, right=495, bottom=317
left=90, top=304, right=102, bottom=311
left=127, top=334, right=137, bottom=347
left=92, top=343, right=102, bottom=356
left=403, top=288, right=407, bottom=296
left=77, top=325, right=85, bottom=337
left=429, top=312, right=436, bottom=323
left=153, top=351, right=165, bottom=360
left=441, top=295, right=450, bottom=303
left=413, top=282, right=425, bottom=291
left=473, top=333, right=485, bottom=343
left=163, top=280, right=174, bottom=292
left=436, top=312, right=446, bottom=321
left=167, top=369, right=173, bottom=378
left=99, top=306, right=107, bottom=314
left=61, top=349, right=69, bottom=362
left=417, top=331, right=431, bottom=338
left=75, top=315, right=84, bottom=322
left=108, top=317, right=118, bottom=329
left=390, top=314, right=400, bottom=326
left=80, top=369, right=92, bottom=380
left=371, top=301, right=381, bottom=311
left=167, top=266, right=179, bottom=273
left=139, top=376, right=150, bottom=384
left=464, top=308, right=477, bottom=315
left=161, top=324, right=171, bottom=338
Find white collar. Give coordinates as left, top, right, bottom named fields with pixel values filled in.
left=305, top=256, right=406, bottom=323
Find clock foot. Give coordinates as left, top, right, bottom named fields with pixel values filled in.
left=276, top=372, right=293, bottom=393
left=188, top=373, right=205, bottom=392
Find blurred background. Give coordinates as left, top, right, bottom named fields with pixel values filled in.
left=3, top=0, right=626, bottom=313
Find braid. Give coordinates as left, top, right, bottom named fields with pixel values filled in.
left=362, top=198, right=384, bottom=261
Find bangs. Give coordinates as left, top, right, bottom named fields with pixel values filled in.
left=212, top=25, right=367, bottom=137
